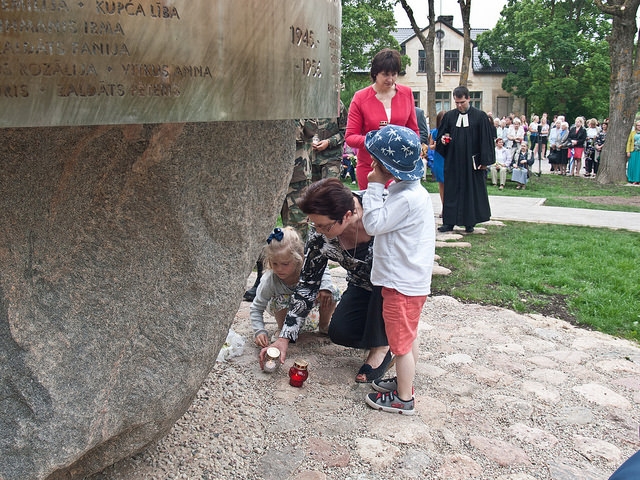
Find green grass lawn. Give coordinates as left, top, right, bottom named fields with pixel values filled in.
left=432, top=221, right=640, bottom=343
left=420, top=173, right=640, bottom=212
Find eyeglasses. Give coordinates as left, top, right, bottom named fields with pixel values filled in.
left=306, top=218, right=338, bottom=233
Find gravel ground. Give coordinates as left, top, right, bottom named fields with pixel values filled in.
left=92, top=267, right=640, bottom=480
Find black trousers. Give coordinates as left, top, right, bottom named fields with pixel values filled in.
left=328, top=285, right=387, bottom=349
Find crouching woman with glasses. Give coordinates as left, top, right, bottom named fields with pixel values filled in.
left=259, top=177, right=394, bottom=383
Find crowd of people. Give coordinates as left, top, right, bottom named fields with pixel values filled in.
left=243, top=46, right=640, bottom=421
left=426, top=107, right=640, bottom=190
left=493, top=112, right=611, bottom=179
left=483, top=111, right=640, bottom=186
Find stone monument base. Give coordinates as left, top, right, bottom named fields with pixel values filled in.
left=0, top=120, right=294, bottom=480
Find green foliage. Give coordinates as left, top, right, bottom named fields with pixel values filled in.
left=341, top=0, right=399, bottom=73
left=476, top=0, right=611, bottom=120
left=340, top=76, right=372, bottom=108
left=341, top=0, right=401, bottom=107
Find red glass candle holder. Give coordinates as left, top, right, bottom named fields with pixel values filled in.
left=288, top=360, right=309, bottom=387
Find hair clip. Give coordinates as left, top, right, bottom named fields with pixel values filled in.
left=267, top=227, right=284, bottom=244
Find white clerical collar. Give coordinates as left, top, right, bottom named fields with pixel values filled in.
left=456, top=113, right=469, bottom=128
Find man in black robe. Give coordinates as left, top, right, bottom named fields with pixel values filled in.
left=435, top=86, right=495, bottom=233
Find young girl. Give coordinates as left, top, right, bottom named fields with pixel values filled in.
left=568, top=116, right=587, bottom=176
left=539, top=114, right=550, bottom=161
left=250, top=227, right=337, bottom=347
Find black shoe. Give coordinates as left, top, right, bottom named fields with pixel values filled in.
left=355, top=350, right=396, bottom=383
left=465, top=226, right=475, bottom=233
left=438, top=224, right=454, bottom=233
left=243, top=286, right=257, bottom=302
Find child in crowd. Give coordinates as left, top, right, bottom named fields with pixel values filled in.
left=250, top=227, right=337, bottom=347
left=361, top=125, right=436, bottom=414
left=341, top=143, right=357, bottom=184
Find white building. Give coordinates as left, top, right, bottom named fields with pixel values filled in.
left=394, top=16, right=524, bottom=120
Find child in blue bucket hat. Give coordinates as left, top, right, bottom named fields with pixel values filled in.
left=361, top=125, right=436, bottom=414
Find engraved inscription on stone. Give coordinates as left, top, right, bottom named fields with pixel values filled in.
left=0, top=0, right=341, bottom=127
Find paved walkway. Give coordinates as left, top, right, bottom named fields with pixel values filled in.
left=224, top=266, right=640, bottom=480
left=224, top=199, right=639, bottom=479
left=430, top=194, right=640, bottom=232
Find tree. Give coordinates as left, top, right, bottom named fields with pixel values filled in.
left=341, top=0, right=401, bottom=106
left=476, top=0, right=611, bottom=121
left=398, top=0, right=438, bottom=125
left=458, top=0, right=472, bottom=87
left=593, top=0, right=640, bottom=184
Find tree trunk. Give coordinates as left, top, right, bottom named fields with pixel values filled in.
left=458, top=0, right=472, bottom=87
left=426, top=0, right=437, bottom=126
left=398, top=0, right=437, bottom=125
left=594, top=0, right=640, bottom=184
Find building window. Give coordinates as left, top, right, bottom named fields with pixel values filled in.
left=418, top=50, right=426, bottom=73
left=469, top=91, right=482, bottom=110
left=444, top=50, right=459, bottom=73
left=413, top=91, right=420, bottom=107
left=435, top=91, right=450, bottom=113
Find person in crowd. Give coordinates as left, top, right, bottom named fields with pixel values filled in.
left=547, top=119, right=562, bottom=173
left=487, top=112, right=496, bottom=136
left=528, top=114, right=540, bottom=175
left=507, top=117, right=525, bottom=156
left=549, top=117, right=570, bottom=174
left=302, top=100, right=347, bottom=183
left=504, top=115, right=513, bottom=129
left=415, top=106, right=429, bottom=145
left=490, top=137, right=512, bottom=190
left=499, top=118, right=509, bottom=144
left=281, top=121, right=313, bottom=241
left=259, top=178, right=395, bottom=383
left=435, top=85, right=494, bottom=233
left=626, top=119, right=640, bottom=185
left=519, top=114, right=529, bottom=151
left=494, top=118, right=503, bottom=141
left=362, top=125, right=435, bottom=415
left=568, top=116, right=587, bottom=176
left=250, top=227, right=337, bottom=347
left=529, top=115, right=540, bottom=155
left=416, top=106, right=430, bottom=180
left=583, top=118, right=600, bottom=177
left=340, top=143, right=357, bottom=184
left=345, top=48, right=419, bottom=189
left=520, top=114, right=529, bottom=137
left=539, top=114, right=549, bottom=160
left=429, top=110, right=446, bottom=207
left=557, top=121, right=571, bottom=174
left=421, top=142, right=432, bottom=182
left=511, top=142, right=535, bottom=190
left=592, top=120, right=607, bottom=177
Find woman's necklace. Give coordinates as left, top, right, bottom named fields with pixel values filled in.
left=337, top=216, right=360, bottom=259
